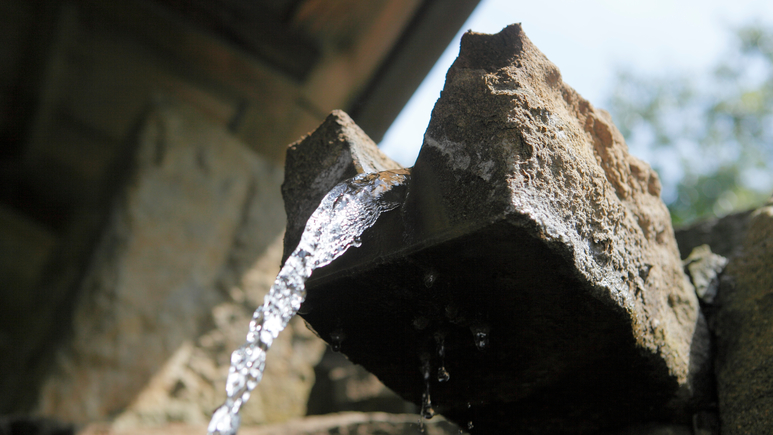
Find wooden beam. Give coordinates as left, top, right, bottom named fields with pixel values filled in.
left=349, top=0, right=482, bottom=143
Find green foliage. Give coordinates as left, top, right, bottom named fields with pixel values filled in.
left=607, top=23, right=773, bottom=226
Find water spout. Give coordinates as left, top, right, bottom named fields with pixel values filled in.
left=207, top=170, right=408, bottom=435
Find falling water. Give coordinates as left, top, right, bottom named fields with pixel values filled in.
left=470, top=322, right=490, bottom=351
left=419, top=354, right=435, bottom=420
left=418, top=352, right=435, bottom=433
left=435, top=331, right=450, bottom=382
left=207, top=170, right=408, bottom=435
left=423, top=269, right=438, bottom=288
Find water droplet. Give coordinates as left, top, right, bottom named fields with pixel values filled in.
left=444, top=303, right=458, bottom=319
left=329, top=327, right=346, bottom=352
left=230, top=348, right=245, bottom=366
left=413, top=316, right=429, bottom=330
left=421, top=390, right=435, bottom=419
left=467, top=401, right=471, bottom=409
left=207, top=404, right=240, bottom=435
left=225, top=370, right=245, bottom=397
left=434, top=331, right=449, bottom=381
left=423, top=269, right=438, bottom=288
left=420, top=352, right=431, bottom=379
left=468, top=421, right=474, bottom=430
left=470, top=323, right=490, bottom=351
left=437, top=366, right=450, bottom=382
left=419, top=352, right=434, bottom=419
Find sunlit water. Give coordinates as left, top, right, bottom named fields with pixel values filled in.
left=207, top=170, right=408, bottom=435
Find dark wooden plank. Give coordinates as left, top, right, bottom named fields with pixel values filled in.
left=147, top=0, right=320, bottom=80
left=349, top=0, right=482, bottom=143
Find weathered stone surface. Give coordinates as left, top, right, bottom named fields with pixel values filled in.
left=683, top=245, right=727, bottom=305
left=35, top=103, right=325, bottom=425
left=715, top=196, right=773, bottom=434
left=287, top=24, right=708, bottom=434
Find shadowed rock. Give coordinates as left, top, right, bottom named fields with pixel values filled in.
left=715, top=196, right=773, bottom=434
left=284, top=25, right=709, bottom=434
left=675, top=209, right=755, bottom=259
left=35, top=103, right=325, bottom=426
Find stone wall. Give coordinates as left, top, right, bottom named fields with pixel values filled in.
left=33, top=103, right=326, bottom=427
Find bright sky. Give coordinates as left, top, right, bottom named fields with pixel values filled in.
left=379, top=0, right=773, bottom=167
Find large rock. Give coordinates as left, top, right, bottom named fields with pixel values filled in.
left=715, top=196, right=773, bottom=434
left=35, top=103, right=325, bottom=425
left=286, top=25, right=708, bottom=434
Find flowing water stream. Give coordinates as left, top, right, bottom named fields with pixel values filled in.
left=207, top=170, right=408, bottom=435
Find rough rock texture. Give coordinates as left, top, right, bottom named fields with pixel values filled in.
left=35, top=103, right=325, bottom=425
left=281, top=110, right=402, bottom=262
left=287, top=25, right=708, bottom=434
left=683, top=245, right=727, bottom=305
left=409, top=27, right=701, bottom=391
left=715, top=196, right=773, bottom=434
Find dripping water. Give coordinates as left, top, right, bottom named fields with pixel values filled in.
left=470, top=322, right=490, bottom=351
left=207, top=170, right=408, bottom=435
left=423, top=269, right=438, bottom=288
left=412, top=315, right=429, bottom=330
left=418, top=352, right=434, bottom=433
left=420, top=352, right=434, bottom=419
left=435, top=331, right=449, bottom=382
left=444, top=303, right=458, bottom=319
left=466, top=402, right=473, bottom=433
left=329, top=327, right=345, bottom=352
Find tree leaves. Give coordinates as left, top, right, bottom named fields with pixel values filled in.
left=607, top=24, right=773, bottom=226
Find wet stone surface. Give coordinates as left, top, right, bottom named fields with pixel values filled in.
left=284, top=25, right=710, bottom=434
